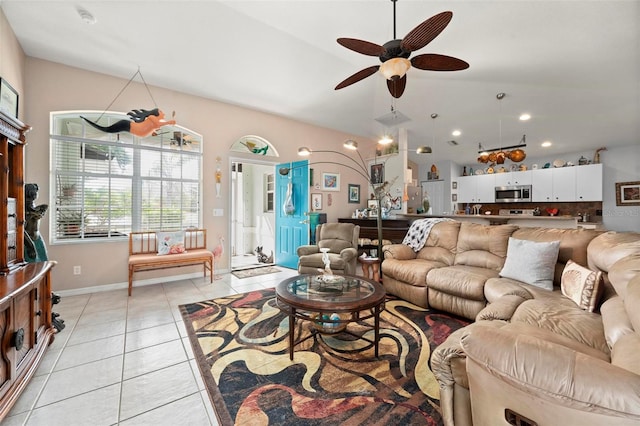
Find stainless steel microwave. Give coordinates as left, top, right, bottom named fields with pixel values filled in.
left=495, top=185, right=532, bottom=203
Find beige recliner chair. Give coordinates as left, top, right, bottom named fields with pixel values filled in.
left=297, top=223, right=360, bottom=275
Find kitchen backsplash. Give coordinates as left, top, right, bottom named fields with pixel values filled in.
left=460, top=201, right=603, bottom=221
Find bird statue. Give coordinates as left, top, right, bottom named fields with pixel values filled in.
left=212, top=236, right=224, bottom=280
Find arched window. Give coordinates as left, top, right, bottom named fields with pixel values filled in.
left=50, top=111, right=203, bottom=242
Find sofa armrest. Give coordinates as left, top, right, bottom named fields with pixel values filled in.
left=476, top=294, right=529, bottom=321
left=461, top=325, right=640, bottom=418
left=297, top=245, right=320, bottom=256
left=339, top=247, right=358, bottom=261
left=383, top=244, right=416, bottom=261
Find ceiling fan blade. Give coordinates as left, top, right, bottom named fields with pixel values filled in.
left=335, top=66, right=380, bottom=90
left=337, top=38, right=385, bottom=56
left=411, top=54, right=469, bottom=71
left=386, top=75, right=407, bottom=98
left=401, top=11, right=453, bottom=52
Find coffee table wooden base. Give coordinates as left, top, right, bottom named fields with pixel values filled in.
left=275, top=274, right=386, bottom=361
left=278, top=302, right=384, bottom=361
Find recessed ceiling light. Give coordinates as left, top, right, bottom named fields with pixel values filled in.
left=519, top=113, right=531, bottom=121
left=541, top=141, right=552, bottom=147
left=452, top=130, right=461, bottom=137
left=76, top=6, right=96, bottom=24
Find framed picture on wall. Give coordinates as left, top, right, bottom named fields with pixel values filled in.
left=0, top=78, right=18, bottom=119
left=348, top=184, right=360, bottom=203
left=311, top=193, right=322, bottom=210
left=452, top=181, right=458, bottom=190
left=370, top=164, right=384, bottom=185
left=452, top=193, right=458, bottom=202
left=615, top=181, right=640, bottom=206
left=321, top=172, right=340, bottom=191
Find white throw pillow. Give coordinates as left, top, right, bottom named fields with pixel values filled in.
left=157, top=231, right=186, bottom=255
left=500, top=237, right=561, bottom=290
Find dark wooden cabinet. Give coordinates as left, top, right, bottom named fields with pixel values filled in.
left=338, top=218, right=410, bottom=244
left=0, top=111, right=55, bottom=420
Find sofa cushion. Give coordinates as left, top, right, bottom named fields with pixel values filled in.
left=381, top=258, right=444, bottom=287
left=611, top=333, right=640, bottom=376
left=454, top=223, right=517, bottom=270
left=511, top=298, right=609, bottom=354
left=601, top=296, right=634, bottom=349
left=500, top=237, right=560, bottom=290
left=428, top=265, right=499, bottom=301
left=561, top=259, right=603, bottom=312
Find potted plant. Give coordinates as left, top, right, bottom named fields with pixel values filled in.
left=58, top=210, right=86, bottom=237
left=61, top=183, right=77, bottom=197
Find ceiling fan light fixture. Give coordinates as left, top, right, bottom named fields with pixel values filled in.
left=343, top=140, right=358, bottom=150
left=379, top=58, right=411, bottom=80
left=416, top=146, right=432, bottom=154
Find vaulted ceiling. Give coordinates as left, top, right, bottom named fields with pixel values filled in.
left=3, top=1, right=639, bottom=165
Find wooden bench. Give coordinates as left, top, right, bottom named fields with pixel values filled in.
left=128, top=229, right=214, bottom=296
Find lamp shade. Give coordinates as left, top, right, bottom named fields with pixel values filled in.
left=379, top=58, right=411, bottom=80
left=416, top=146, right=432, bottom=154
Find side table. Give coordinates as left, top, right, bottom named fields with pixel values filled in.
left=358, top=256, right=381, bottom=282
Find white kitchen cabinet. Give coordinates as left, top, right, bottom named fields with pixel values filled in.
left=457, top=176, right=476, bottom=203
left=532, top=167, right=576, bottom=202
left=476, top=174, right=496, bottom=203
left=552, top=167, right=577, bottom=201
left=457, top=174, right=495, bottom=203
left=575, top=164, right=603, bottom=201
left=494, top=170, right=532, bottom=187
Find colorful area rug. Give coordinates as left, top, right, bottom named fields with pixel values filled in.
left=231, top=266, right=280, bottom=279
left=180, top=289, right=469, bottom=425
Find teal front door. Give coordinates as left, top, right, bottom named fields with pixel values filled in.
left=275, top=160, right=309, bottom=269
left=274, top=160, right=309, bottom=269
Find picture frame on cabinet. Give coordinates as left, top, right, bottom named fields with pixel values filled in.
left=0, top=78, right=18, bottom=119
left=367, top=199, right=378, bottom=217
left=615, top=181, right=640, bottom=206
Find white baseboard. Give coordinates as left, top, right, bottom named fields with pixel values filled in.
left=53, top=269, right=229, bottom=297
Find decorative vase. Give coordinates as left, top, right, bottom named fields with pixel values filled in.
left=283, top=182, right=295, bottom=215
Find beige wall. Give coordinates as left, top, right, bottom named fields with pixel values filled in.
left=23, top=58, right=375, bottom=292
left=0, top=8, right=25, bottom=117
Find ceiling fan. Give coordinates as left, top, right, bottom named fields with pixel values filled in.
left=335, top=0, right=469, bottom=98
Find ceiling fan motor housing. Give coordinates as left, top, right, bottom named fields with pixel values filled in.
left=380, top=39, right=410, bottom=62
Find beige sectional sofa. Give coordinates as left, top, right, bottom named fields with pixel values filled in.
left=381, top=221, right=640, bottom=425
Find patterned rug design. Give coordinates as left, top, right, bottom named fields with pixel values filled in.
left=231, top=266, right=280, bottom=279
left=180, top=289, right=469, bottom=425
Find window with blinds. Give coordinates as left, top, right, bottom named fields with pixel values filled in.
left=50, top=112, right=203, bottom=242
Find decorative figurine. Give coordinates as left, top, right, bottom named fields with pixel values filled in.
left=81, top=108, right=176, bottom=138
left=24, top=183, right=49, bottom=262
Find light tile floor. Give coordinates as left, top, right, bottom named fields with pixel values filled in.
left=4, top=267, right=300, bottom=426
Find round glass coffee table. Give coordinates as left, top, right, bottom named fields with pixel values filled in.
left=276, top=274, right=386, bottom=360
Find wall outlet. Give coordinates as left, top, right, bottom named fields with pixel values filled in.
left=73, top=265, right=81, bottom=275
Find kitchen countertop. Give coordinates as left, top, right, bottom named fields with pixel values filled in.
left=400, top=214, right=582, bottom=221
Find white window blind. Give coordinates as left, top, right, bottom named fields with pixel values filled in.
left=50, top=112, right=202, bottom=242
